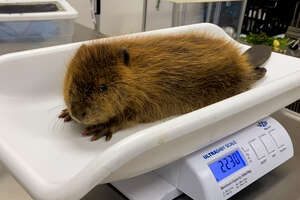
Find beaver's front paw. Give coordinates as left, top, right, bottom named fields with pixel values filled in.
left=83, top=124, right=113, bottom=141
left=58, top=109, right=72, bottom=122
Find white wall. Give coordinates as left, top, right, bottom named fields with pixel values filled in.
left=146, top=0, right=173, bottom=31
left=146, top=0, right=206, bottom=31
left=67, top=0, right=144, bottom=35
left=66, top=0, right=207, bottom=35
left=100, top=0, right=144, bottom=35
left=98, top=0, right=173, bottom=35
left=67, top=0, right=94, bottom=29
left=97, top=0, right=206, bottom=35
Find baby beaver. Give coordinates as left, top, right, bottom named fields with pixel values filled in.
left=59, top=32, right=270, bottom=141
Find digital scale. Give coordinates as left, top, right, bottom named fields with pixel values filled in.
left=112, top=117, right=293, bottom=200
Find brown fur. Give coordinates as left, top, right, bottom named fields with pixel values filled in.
left=62, top=32, right=266, bottom=140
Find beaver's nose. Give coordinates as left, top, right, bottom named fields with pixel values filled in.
left=70, top=104, right=87, bottom=121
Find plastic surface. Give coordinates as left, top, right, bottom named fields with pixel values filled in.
left=0, top=0, right=77, bottom=42
left=0, top=23, right=300, bottom=200
left=112, top=172, right=183, bottom=200
left=0, top=19, right=74, bottom=42
left=0, top=0, right=78, bottom=21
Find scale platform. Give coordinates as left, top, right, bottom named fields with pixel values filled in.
left=0, top=23, right=299, bottom=200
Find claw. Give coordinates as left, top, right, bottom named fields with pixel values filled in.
left=91, top=134, right=99, bottom=141
left=58, top=113, right=67, bottom=118
left=105, top=132, right=113, bottom=141
left=59, top=109, right=72, bottom=122
left=90, top=128, right=111, bottom=141
left=64, top=115, right=72, bottom=122
left=82, top=130, right=90, bottom=136
left=58, top=109, right=68, bottom=118
left=91, top=131, right=107, bottom=141
left=83, top=124, right=105, bottom=136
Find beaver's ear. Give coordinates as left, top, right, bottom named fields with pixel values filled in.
left=120, top=49, right=130, bottom=66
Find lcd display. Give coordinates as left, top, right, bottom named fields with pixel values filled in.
left=209, top=150, right=246, bottom=182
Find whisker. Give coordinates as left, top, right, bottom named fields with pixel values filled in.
left=47, top=104, right=65, bottom=112
left=48, top=113, right=65, bottom=133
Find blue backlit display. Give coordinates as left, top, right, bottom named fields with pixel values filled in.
left=209, top=150, right=246, bottom=182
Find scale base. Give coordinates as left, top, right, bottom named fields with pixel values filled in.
left=112, top=172, right=183, bottom=200
left=112, top=117, right=293, bottom=200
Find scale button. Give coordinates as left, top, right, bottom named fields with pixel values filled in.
left=269, top=131, right=285, bottom=148
left=260, top=135, right=276, bottom=154
left=249, top=139, right=265, bottom=160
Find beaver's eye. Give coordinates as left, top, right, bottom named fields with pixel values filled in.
left=99, top=84, right=107, bottom=92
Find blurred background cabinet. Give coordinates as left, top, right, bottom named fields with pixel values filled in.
left=94, top=0, right=246, bottom=38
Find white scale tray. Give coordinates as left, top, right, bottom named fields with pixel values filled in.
left=0, top=23, right=300, bottom=200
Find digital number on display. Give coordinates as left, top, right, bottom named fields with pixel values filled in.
left=208, top=150, right=246, bottom=182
